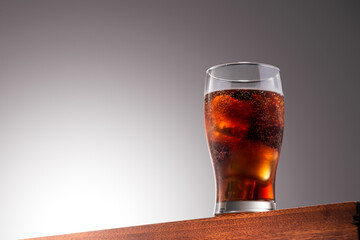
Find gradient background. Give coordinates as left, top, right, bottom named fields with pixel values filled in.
left=1, top=1, right=359, bottom=239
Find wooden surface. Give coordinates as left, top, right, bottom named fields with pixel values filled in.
left=26, top=202, right=359, bottom=240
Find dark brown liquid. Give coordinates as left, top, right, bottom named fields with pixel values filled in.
left=204, top=89, right=284, bottom=202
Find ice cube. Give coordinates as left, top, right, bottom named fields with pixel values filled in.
left=229, top=141, right=279, bottom=183
left=210, top=95, right=253, bottom=139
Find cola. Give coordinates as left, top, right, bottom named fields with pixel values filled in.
left=204, top=89, right=284, bottom=203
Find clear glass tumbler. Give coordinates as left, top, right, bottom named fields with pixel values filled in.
left=204, top=62, right=284, bottom=214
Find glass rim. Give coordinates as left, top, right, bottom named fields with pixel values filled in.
left=206, top=62, right=280, bottom=82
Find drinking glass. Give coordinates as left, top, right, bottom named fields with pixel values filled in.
left=204, top=62, right=284, bottom=214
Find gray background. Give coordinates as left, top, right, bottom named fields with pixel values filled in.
left=1, top=0, right=359, bottom=239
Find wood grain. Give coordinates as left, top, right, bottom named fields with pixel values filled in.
left=25, top=202, right=359, bottom=240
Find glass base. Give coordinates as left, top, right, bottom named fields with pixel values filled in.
left=215, top=200, right=276, bottom=214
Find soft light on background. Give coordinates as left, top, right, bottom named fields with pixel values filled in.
left=0, top=1, right=359, bottom=239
